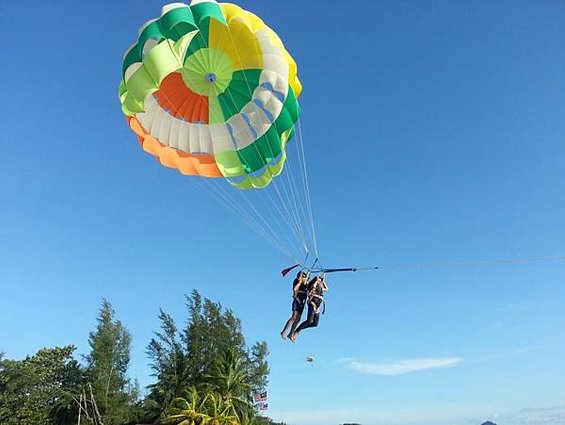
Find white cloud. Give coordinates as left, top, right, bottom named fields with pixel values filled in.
left=342, top=357, right=463, bottom=376
left=514, top=405, right=565, bottom=425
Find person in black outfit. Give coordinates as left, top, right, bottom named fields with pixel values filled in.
left=289, top=275, right=328, bottom=342
left=280, top=271, right=309, bottom=340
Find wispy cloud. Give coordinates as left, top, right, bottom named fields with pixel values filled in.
left=515, top=405, right=565, bottom=425
left=341, top=357, right=463, bottom=376
left=335, top=344, right=541, bottom=376
left=520, top=405, right=565, bottom=414
left=473, top=345, right=544, bottom=364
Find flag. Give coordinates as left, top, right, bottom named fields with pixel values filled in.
left=258, top=402, right=268, bottom=411
left=281, top=263, right=300, bottom=277
left=253, top=391, right=268, bottom=403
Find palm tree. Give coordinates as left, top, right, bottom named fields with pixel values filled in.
left=160, top=387, right=239, bottom=425
left=202, top=348, right=255, bottom=424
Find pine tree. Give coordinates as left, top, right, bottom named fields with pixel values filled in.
left=85, top=299, right=138, bottom=425
left=145, top=308, right=188, bottom=418
left=145, top=290, right=269, bottom=423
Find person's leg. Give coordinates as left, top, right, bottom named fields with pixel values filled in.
left=290, top=308, right=316, bottom=341
left=281, top=312, right=298, bottom=338
left=310, top=313, right=320, bottom=328
left=280, top=316, right=292, bottom=339
left=288, top=310, right=304, bottom=337
left=281, top=311, right=301, bottom=339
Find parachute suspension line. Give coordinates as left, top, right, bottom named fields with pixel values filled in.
left=271, top=156, right=309, bottom=254
left=230, top=180, right=304, bottom=261
left=304, top=257, right=320, bottom=275
left=290, top=121, right=318, bottom=260
left=270, top=129, right=316, bottom=258
left=222, top=19, right=313, bottom=261
left=278, top=122, right=314, bottom=256
left=296, top=120, right=319, bottom=259
left=273, top=119, right=319, bottom=263
left=199, top=180, right=290, bottom=258
left=272, top=118, right=318, bottom=259
left=188, top=164, right=295, bottom=259
left=274, top=117, right=318, bottom=262
left=262, top=167, right=309, bottom=255
left=303, top=252, right=310, bottom=269
left=191, top=177, right=297, bottom=261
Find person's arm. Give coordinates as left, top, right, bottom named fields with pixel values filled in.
left=321, top=279, right=329, bottom=292
left=307, top=289, right=315, bottom=306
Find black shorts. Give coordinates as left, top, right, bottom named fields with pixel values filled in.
left=292, top=295, right=307, bottom=314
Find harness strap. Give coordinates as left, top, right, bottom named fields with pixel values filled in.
left=308, top=294, right=326, bottom=315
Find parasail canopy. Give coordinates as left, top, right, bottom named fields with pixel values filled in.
left=119, top=0, right=302, bottom=189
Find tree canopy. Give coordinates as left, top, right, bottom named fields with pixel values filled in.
left=0, top=292, right=273, bottom=425
left=0, top=346, right=83, bottom=425
left=145, top=290, right=269, bottom=424
left=84, top=299, right=139, bottom=424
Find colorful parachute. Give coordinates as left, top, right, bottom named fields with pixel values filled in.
left=119, top=0, right=302, bottom=189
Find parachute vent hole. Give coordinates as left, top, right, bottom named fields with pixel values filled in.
left=206, top=73, right=217, bottom=83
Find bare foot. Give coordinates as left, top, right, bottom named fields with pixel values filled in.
left=289, top=333, right=297, bottom=342
left=280, top=331, right=288, bottom=340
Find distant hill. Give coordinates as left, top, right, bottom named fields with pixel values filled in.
left=481, top=421, right=497, bottom=425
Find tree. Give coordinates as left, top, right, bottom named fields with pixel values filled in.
left=160, top=387, right=239, bottom=425
left=85, top=299, right=138, bottom=425
left=0, top=346, right=83, bottom=425
left=250, top=418, right=287, bottom=425
left=144, top=308, right=189, bottom=420
left=145, top=290, right=270, bottom=423
left=203, top=347, right=254, bottom=423
left=181, top=290, right=269, bottom=393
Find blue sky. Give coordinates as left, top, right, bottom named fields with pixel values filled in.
left=2, top=1, right=565, bottom=424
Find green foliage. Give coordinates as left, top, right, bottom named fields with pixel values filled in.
left=205, top=347, right=251, bottom=395
left=0, top=346, right=83, bottom=425
left=202, top=347, right=255, bottom=424
left=145, top=290, right=269, bottom=424
left=253, top=420, right=287, bottom=425
left=144, top=308, right=188, bottom=418
left=160, top=387, right=239, bottom=425
left=85, top=299, right=139, bottom=425
left=247, top=342, right=269, bottom=394
left=1, top=293, right=270, bottom=425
